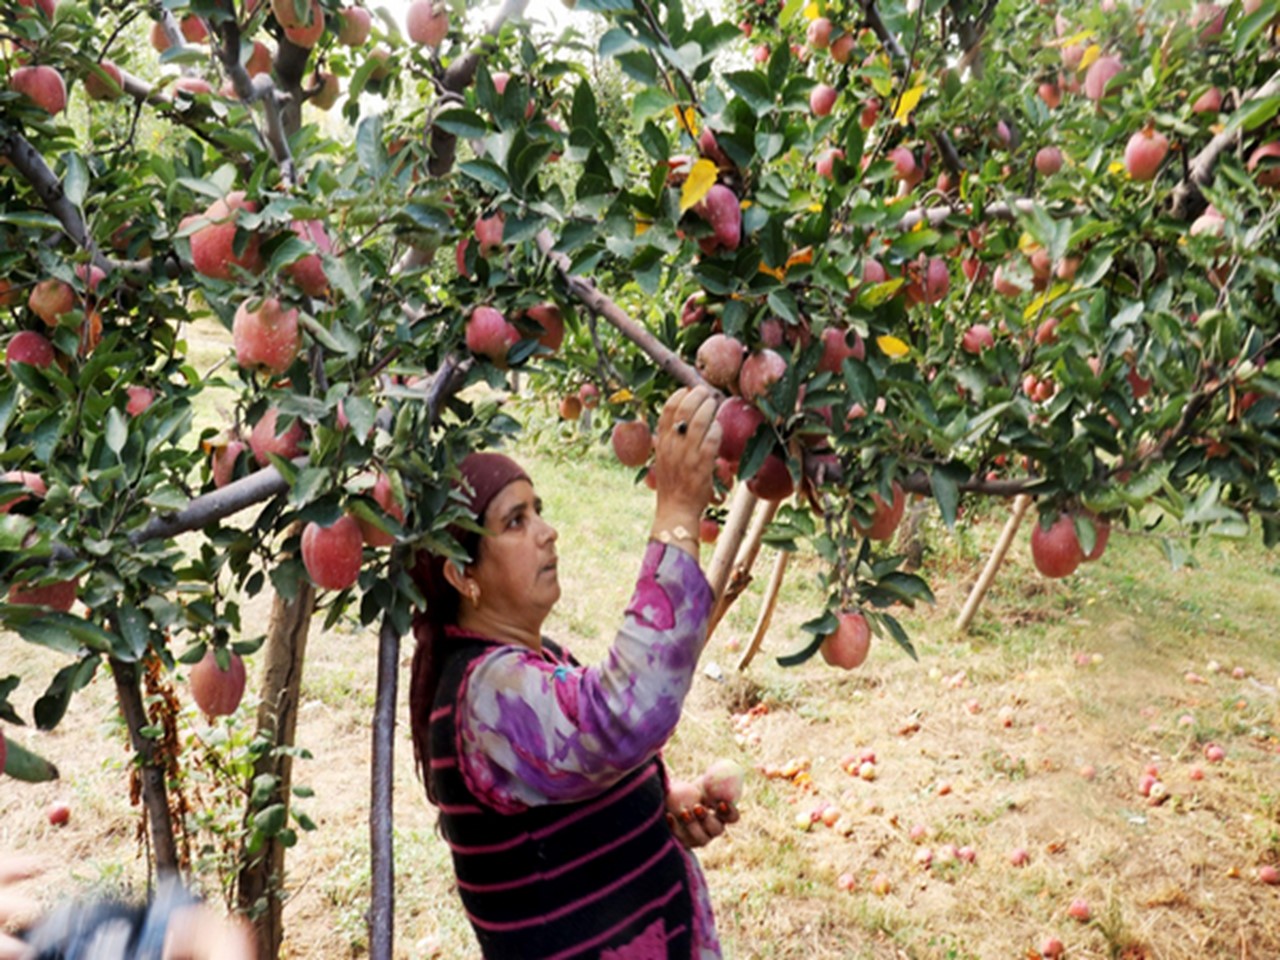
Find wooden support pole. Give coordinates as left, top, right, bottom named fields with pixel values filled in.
left=954, top=494, right=1032, bottom=634
left=707, top=497, right=780, bottom=637
left=705, top=485, right=758, bottom=608
left=369, top=609, right=401, bottom=960
left=736, top=549, right=790, bottom=671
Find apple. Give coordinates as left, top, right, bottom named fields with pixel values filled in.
left=1081, top=514, right=1110, bottom=561
left=1125, top=127, right=1168, bottom=181
left=751, top=44, right=770, bottom=64
left=301, top=515, right=364, bottom=590
left=821, top=610, right=871, bottom=669
left=149, top=21, right=174, bottom=53
left=1009, top=847, right=1030, bottom=867
left=1203, top=742, right=1225, bottom=763
left=699, top=517, right=720, bottom=543
left=715, top=398, right=764, bottom=463
left=700, top=758, right=746, bottom=804
left=558, top=394, right=582, bottom=420
left=806, top=16, right=832, bottom=49
left=1191, top=86, right=1222, bottom=114
left=12, top=65, right=67, bottom=115
left=249, top=407, right=306, bottom=466
left=188, top=192, right=264, bottom=281
left=526, top=303, right=564, bottom=352
left=611, top=420, right=652, bottom=468
left=337, top=6, right=371, bottom=45
left=1067, top=898, right=1090, bottom=922
left=817, top=326, right=864, bottom=373
left=246, top=41, right=273, bottom=77
left=1038, top=81, right=1061, bottom=109
left=961, top=324, right=994, bottom=354
left=234, top=297, right=300, bottom=375
left=406, top=0, right=449, bottom=47
left=1084, top=55, right=1123, bottom=101
left=815, top=147, right=844, bottom=179
left=465, top=306, right=518, bottom=366
left=46, top=800, right=71, bottom=826
left=1035, top=317, right=1060, bottom=345
left=578, top=383, right=599, bottom=409
left=356, top=472, right=405, bottom=547
left=84, top=60, right=124, bottom=101
left=190, top=648, right=247, bottom=717
left=474, top=212, right=505, bottom=255
left=0, top=471, right=47, bottom=514
left=1041, top=937, right=1065, bottom=958
left=28, top=279, right=74, bottom=326
left=745, top=453, right=793, bottom=501
left=5, top=330, right=54, bottom=369
left=889, top=146, right=917, bottom=183
left=16, top=0, right=56, bottom=18
left=992, top=264, right=1026, bottom=297
left=125, top=385, right=155, bottom=417
left=831, top=32, right=855, bottom=64
left=809, top=83, right=837, bottom=117
left=859, top=99, right=880, bottom=129
left=679, top=292, right=708, bottom=327
left=695, top=333, right=746, bottom=390
left=9, top=575, right=78, bottom=611
left=918, top=257, right=949, bottom=304
left=1260, top=865, right=1280, bottom=885
left=853, top=481, right=905, bottom=541
left=281, top=0, right=324, bottom=48
left=1030, top=513, right=1084, bottom=578
left=693, top=184, right=742, bottom=254
left=1035, top=146, right=1063, bottom=176
left=210, top=437, right=247, bottom=488
left=310, top=71, right=340, bottom=110
left=284, top=220, right=333, bottom=297
left=738, top=349, right=786, bottom=404
left=1247, top=141, right=1280, bottom=188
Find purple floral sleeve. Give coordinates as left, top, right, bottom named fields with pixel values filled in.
left=455, top=541, right=713, bottom=809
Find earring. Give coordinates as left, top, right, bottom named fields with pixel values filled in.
left=469, top=584, right=481, bottom=608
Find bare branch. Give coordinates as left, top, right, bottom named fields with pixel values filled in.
left=897, top=197, right=1085, bottom=232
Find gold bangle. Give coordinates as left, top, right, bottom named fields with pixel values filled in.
left=654, top=525, right=696, bottom=546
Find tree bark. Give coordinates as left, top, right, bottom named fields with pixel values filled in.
left=109, top=657, right=179, bottom=875
left=236, top=578, right=316, bottom=960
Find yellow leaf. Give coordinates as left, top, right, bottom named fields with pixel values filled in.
left=895, top=85, right=927, bottom=125
left=877, top=335, right=910, bottom=358
left=807, top=202, right=823, bottom=212
left=1079, top=44, right=1101, bottom=71
left=758, top=263, right=786, bottom=281
left=673, top=105, right=698, bottom=138
left=1109, top=159, right=1126, bottom=175
left=679, top=159, right=718, bottom=214
left=1057, top=29, right=1095, bottom=48
left=634, top=218, right=652, bottom=236
left=803, top=2, right=820, bottom=20
left=786, top=247, right=813, bottom=268
left=609, top=388, right=634, bottom=404
left=1017, top=233, right=1038, bottom=255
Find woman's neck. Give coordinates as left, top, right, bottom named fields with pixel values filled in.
left=455, top=608, right=544, bottom=652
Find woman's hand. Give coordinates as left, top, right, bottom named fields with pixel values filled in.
left=665, top=779, right=740, bottom=850
left=649, top=386, right=722, bottom=556
left=0, top=855, right=44, bottom=960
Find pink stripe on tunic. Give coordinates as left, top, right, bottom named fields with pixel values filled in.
left=541, top=885, right=686, bottom=960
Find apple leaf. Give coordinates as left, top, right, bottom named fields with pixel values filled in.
left=679, top=159, right=718, bottom=214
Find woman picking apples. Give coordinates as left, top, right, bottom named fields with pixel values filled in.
left=409, top=385, right=741, bottom=959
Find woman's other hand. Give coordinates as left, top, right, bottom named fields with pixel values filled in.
left=650, top=386, right=722, bottom=557
left=665, top=779, right=739, bottom=850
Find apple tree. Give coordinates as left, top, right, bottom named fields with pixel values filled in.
left=0, top=0, right=1277, bottom=956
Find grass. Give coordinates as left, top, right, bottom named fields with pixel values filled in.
left=3, top=388, right=1280, bottom=957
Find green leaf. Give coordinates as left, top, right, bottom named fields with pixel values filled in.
left=874, top=612, right=918, bottom=661
left=930, top=466, right=959, bottom=530
left=113, top=604, right=151, bottom=661
left=599, top=27, right=643, bottom=58
left=299, top=314, right=360, bottom=359
left=3, top=738, right=59, bottom=782
left=632, top=86, right=675, bottom=122
left=0, top=211, right=64, bottom=231
left=34, top=656, right=97, bottom=731
left=433, top=109, right=490, bottom=140
left=289, top=467, right=330, bottom=509
left=61, top=152, right=90, bottom=208
left=724, top=71, right=774, bottom=116
left=0, top=514, right=34, bottom=552
left=458, top=158, right=511, bottom=193
left=775, top=632, right=824, bottom=667
left=253, top=802, right=288, bottom=837
left=766, top=288, right=799, bottom=323
left=1225, top=94, right=1280, bottom=135
left=104, top=407, right=127, bottom=455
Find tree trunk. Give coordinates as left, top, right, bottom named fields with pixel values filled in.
left=369, top=612, right=402, bottom=960
left=109, top=657, right=179, bottom=875
left=896, top=495, right=929, bottom=573
left=236, top=580, right=315, bottom=960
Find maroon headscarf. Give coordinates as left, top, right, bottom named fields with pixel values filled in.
left=408, top=452, right=529, bottom=790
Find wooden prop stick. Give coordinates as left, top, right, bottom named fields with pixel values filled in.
left=708, top=497, right=780, bottom=636
left=706, top=484, right=758, bottom=609
left=736, top=548, right=791, bottom=671
left=954, top=493, right=1032, bottom=634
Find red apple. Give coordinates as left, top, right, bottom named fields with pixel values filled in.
left=9, top=575, right=78, bottom=612
left=84, top=60, right=124, bottom=101
left=1259, top=865, right=1280, bottom=885
left=526, top=303, right=564, bottom=352
left=465, top=306, right=518, bottom=366
left=611, top=420, right=652, bottom=468
left=474, top=212, right=505, bottom=255
left=862, top=258, right=888, bottom=284
left=0, top=471, right=47, bottom=514
left=337, top=5, right=371, bottom=45
left=817, top=327, right=865, bottom=373
left=46, top=800, right=71, bottom=826
left=249, top=407, right=306, bottom=466
left=210, top=437, right=246, bottom=488
left=830, top=32, right=855, bottom=64
left=853, top=481, right=905, bottom=541
left=815, top=147, right=844, bottom=179
left=715, top=398, right=765, bottom=463
left=234, top=296, right=299, bottom=375
left=558, top=394, right=582, bottom=420
left=821, top=610, right=871, bottom=669
left=1247, top=141, right=1280, bottom=188
left=1082, top=514, right=1110, bottom=561
left=1035, top=146, right=1063, bottom=176
left=889, top=146, right=917, bottom=183
left=809, top=83, right=837, bottom=117
left=16, top=0, right=56, bottom=19
left=1125, top=127, right=1168, bottom=181
left=1067, top=898, right=1090, bottom=922
left=694, top=184, right=742, bottom=253
left=1084, top=55, right=1123, bottom=101
left=28, top=278, right=74, bottom=326
left=578, top=383, right=599, bottom=409
left=5, top=330, right=54, bottom=369
left=961, top=324, right=994, bottom=354
left=12, top=65, right=67, bottom=115
left=190, top=648, right=247, bottom=717
left=746, top=453, right=793, bottom=501
left=1038, top=81, right=1061, bottom=109
left=125, top=385, right=155, bottom=416
left=679, top=292, right=708, bottom=327
left=806, top=16, right=832, bottom=50
left=301, top=515, right=364, bottom=590
left=310, top=71, right=341, bottom=110
left=1041, top=936, right=1065, bottom=958
left=246, top=41, right=273, bottom=77
left=1030, top=512, right=1084, bottom=578
left=356, top=472, right=405, bottom=547
left=284, top=220, right=333, bottom=297
left=738, top=349, right=786, bottom=404
left=188, top=192, right=264, bottom=280
left=1191, top=86, right=1222, bottom=114
left=696, top=333, right=747, bottom=390
left=699, top=517, right=720, bottom=543
left=281, top=0, right=324, bottom=47
left=406, top=0, right=449, bottom=47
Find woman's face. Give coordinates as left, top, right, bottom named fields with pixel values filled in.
left=469, top=479, right=561, bottom=628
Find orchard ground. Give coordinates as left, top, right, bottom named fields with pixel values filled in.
left=3, top=335, right=1279, bottom=957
